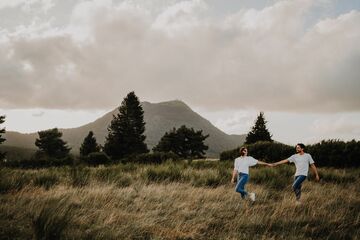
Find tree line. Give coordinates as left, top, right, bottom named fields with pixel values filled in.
left=220, top=140, right=360, bottom=168
left=0, top=92, right=209, bottom=167
left=220, top=112, right=360, bottom=168
left=1, top=95, right=359, bottom=168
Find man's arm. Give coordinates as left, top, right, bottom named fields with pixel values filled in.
left=310, top=163, right=320, bottom=181
left=231, top=169, right=238, bottom=183
left=257, top=160, right=272, bottom=167
left=272, top=159, right=290, bottom=167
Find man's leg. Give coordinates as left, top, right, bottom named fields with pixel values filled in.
left=235, top=173, right=249, bottom=199
left=292, top=175, right=307, bottom=201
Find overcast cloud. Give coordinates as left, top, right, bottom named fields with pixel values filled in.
left=0, top=0, right=359, bottom=112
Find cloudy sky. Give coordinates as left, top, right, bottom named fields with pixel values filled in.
left=0, top=0, right=359, bottom=145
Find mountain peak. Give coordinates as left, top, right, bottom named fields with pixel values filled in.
left=4, top=100, right=245, bottom=157
left=142, top=100, right=190, bottom=109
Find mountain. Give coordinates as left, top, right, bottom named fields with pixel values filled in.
left=3, top=100, right=245, bottom=158
left=0, top=145, right=36, bottom=162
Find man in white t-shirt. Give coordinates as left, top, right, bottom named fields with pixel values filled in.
left=231, top=147, right=271, bottom=201
left=272, top=143, right=320, bottom=203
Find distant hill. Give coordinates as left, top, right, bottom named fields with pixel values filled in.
left=0, top=145, right=36, bottom=162
left=3, top=100, right=246, bottom=158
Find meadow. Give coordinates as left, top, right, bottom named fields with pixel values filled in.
left=0, top=161, right=359, bottom=240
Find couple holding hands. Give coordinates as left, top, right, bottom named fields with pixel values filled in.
left=231, top=143, right=320, bottom=203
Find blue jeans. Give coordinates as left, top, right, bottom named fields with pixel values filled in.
left=235, top=173, right=249, bottom=199
left=292, top=175, right=307, bottom=200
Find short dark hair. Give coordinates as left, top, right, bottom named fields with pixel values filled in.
left=296, top=143, right=305, bottom=150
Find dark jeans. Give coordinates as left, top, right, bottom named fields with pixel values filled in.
left=292, top=175, right=307, bottom=200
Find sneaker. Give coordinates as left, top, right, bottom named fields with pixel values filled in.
left=249, top=192, right=256, bottom=202
left=295, top=200, right=302, bottom=206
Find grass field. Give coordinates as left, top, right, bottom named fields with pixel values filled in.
left=0, top=161, right=359, bottom=239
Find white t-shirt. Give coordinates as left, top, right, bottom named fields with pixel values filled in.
left=288, top=153, right=315, bottom=176
left=234, top=156, right=258, bottom=174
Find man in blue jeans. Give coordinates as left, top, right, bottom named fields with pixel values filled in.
left=231, top=147, right=271, bottom=201
left=272, top=143, right=320, bottom=204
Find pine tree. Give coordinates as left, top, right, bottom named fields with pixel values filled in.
left=35, top=128, right=71, bottom=158
left=104, top=91, right=148, bottom=159
left=153, top=125, right=209, bottom=159
left=245, top=112, right=273, bottom=144
left=80, top=131, right=100, bottom=157
left=0, top=115, right=6, bottom=160
left=153, top=128, right=178, bottom=155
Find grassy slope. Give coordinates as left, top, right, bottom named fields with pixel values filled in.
left=0, top=163, right=359, bottom=239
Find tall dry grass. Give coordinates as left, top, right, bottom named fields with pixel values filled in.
left=0, top=162, right=359, bottom=239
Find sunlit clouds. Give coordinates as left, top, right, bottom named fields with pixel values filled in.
left=0, top=0, right=359, bottom=144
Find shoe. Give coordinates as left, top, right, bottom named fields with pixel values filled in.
left=295, top=200, right=302, bottom=206
left=249, top=192, right=256, bottom=202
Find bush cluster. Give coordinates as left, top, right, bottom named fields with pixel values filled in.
left=220, top=142, right=293, bottom=162
left=142, top=164, right=183, bottom=183
left=3, top=140, right=360, bottom=169
left=0, top=169, right=32, bottom=193
left=33, top=173, right=59, bottom=190
left=121, top=152, right=180, bottom=164
left=220, top=140, right=360, bottom=168
left=308, top=139, right=360, bottom=168
left=1, top=154, right=73, bottom=168
left=247, top=142, right=294, bottom=161
left=250, top=165, right=294, bottom=190
left=81, top=152, right=111, bottom=166
left=219, top=147, right=240, bottom=161
left=94, top=167, right=132, bottom=187
left=70, top=167, right=90, bottom=187
left=32, top=197, right=74, bottom=240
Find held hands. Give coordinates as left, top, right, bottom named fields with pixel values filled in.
left=266, top=163, right=275, bottom=167
left=260, top=160, right=276, bottom=167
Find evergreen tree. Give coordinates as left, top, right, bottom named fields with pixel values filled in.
left=104, top=91, right=148, bottom=159
left=0, top=116, right=6, bottom=160
left=245, top=112, right=273, bottom=144
left=153, top=125, right=209, bottom=159
left=35, top=128, right=71, bottom=158
left=80, top=131, right=100, bottom=157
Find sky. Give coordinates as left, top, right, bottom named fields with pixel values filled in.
left=0, top=0, right=359, bottom=145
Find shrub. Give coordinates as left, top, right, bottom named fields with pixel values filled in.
left=216, top=162, right=232, bottom=183
left=220, top=142, right=294, bottom=162
left=0, top=169, right=32, bottom=193
left=153, top=125, right=209, bottom=159
left=142, top=164, right=182, bottom=183
left=189, top=160, right=218, bottom=170
left=220, top=147, right=240, bottom=161
left=83, top=152, right=110, bottom=166
left=190, top=171, right=222, bottom=188
left=94, top=167, right=132, bottom=187
left=2, top=154, right=74, bottom=168
left=94, top=167, right=119, bottom=182
left=114, top=175, right=132, bottom=188
left=318, top=168, right=357, bottom=184
left=250, top=166, right=293, bottom=190
left=308, top=139, right=360, bottom=168
left=131, top=152, right=180, bottom=164
left=33, top=173, right=59, bottom=190
left=246, top=141, right=294, bottom=162
left=118, top=163, right=137, bottom=172
left=221, top=140, right=360, bottom=168
left=32, top=197, right=74, bottom=240
left=70, top=167, right=90, bottom=187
